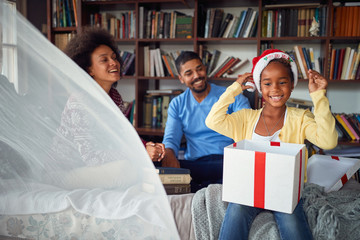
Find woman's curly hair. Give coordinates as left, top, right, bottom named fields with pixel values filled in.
left=64, top=27, right=122, bottom=74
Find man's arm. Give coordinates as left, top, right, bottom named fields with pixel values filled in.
left=161, top=148, right=180, bottom=168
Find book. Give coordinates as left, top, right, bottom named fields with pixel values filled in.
left=207, top=49, right=221, bottom=75
left=164, top=184, right=191, bottom=195
left=294, top=45, right=307, bottom=79
left=341, top=114, right=360, bottom=140
left=146, top=89, right=183, bottom=95
left=218, top=13, right=233, bottom=38
left=144, top=46, right=150, bottom=76
left=151, top=97, right=157, bottom=128
left=225, top=59, right=248, bottom=75
left=333, top=113, right=352, bottom=140
left=214, top=57, right=240, bottom=77
left=211, top=9, right=224, bottom=37
left=129, top=99, right=135, bottom=126
left=175, top=14, right=193, bottom=38
left=286, top=98, right=314, bottom=112
left=209, top=56, right=231, bottom=77
left=156, top=167, right=190, bottom=174
left=223, top=15, right=236, bottom=38
left=345, top=114, right=360, bottom=139
left=233, top=10, right=247, bottom=38
left=329, top=49, right=336, bottom=80
left=143, top=95, right=152, bottom=128
left=158, top=174, right=192, bottom=184
left=298, top=8, right=306, bottom=37
left=243, top=10, right=257, bottom=38
left=333, top=49, right=340, bottom=80
left=337, top=48, right=346, bottom=80
left=335, top=114, right=356, bottom=141
left=341, top=47, right=351, bottom=80
left=161, top=95, right=170, bottom=128
left=302, top=47, right=312, bottom=71
left=239, top=8, right=254, bottom=38
left=162, top=54, right=175, bottom=77
left=350, top=48, right=360, bottom=80
left=346, top=49, right=356, bottom=80
left=261, top=10, right=268, bottom=37
left=155, top=48, right=165, bottom=77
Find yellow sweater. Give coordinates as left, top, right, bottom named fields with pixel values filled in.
left=206, top=82, right=338, bottom=181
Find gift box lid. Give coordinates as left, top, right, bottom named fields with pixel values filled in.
left=307, top=154, right=360, bottom=192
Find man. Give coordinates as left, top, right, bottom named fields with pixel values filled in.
left=162, top=51, right=251, bottom=192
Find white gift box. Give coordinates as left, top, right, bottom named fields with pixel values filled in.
left=307, top=154, right=360, bottom=192
left=223, top=140, right=306, bottom=214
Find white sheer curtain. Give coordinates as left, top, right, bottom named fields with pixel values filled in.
left=0, top=0, right=179, bottom=238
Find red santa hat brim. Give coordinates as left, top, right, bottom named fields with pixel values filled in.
left=251, top=49, right=298, bottom=94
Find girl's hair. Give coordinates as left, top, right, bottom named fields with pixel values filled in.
left=261, top=58, right=295, bottom=84
left=64, top=27, right=122, bottom=74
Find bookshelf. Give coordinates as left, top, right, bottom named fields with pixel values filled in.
left=46, top=0, right=360, bottom=145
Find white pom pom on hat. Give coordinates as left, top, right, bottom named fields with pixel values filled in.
left=251, top=49, right=298, bottom=94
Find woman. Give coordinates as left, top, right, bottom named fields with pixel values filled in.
left=56, top=27, right=165, bottom=165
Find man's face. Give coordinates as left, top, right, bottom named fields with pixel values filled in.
left=178, top=59, right=208, bottom=93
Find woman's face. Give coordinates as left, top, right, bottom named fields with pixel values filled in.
left=88, top=44, right=121, bottom=89
left=260, top=61, right=294, bottom=108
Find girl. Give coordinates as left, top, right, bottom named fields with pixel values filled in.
left=205, top=49, right=338, bottom=239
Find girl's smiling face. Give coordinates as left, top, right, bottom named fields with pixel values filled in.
left=260, top=61, right=294, bottom=108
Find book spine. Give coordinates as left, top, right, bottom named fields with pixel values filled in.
left=164, top=184, right=191, bottom=195
left=143, top=95, right=152, bottom=128
left=157, top=168, right=190, bottom=174
left=151, top=97, right=157, bottom=128
left=336, top=114, right=356, bottom=140
left=159, top=174, right=192, bottom=184
left=341, top=114, right=360, bottom=140
left=294, top=46, right=307, bottom=79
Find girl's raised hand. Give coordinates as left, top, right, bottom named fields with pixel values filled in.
left=236, top=72, right=254, bottom=92
left=308, top=69, right=328, bottom=93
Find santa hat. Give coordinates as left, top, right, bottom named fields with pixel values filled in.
left=251, top=49, right=298, bottom=93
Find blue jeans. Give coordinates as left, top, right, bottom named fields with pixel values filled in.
left=179, top=154, right=223, bottom=192
left=218, top=199, right=313, bottom=240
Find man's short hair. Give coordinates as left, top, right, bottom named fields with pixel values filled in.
left=175, top=51, right=202, bottom=74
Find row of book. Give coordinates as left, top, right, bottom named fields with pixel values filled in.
left=119, top=50, right=135, bottom=76
left=334, top=113, right=360, bottom=141
left=329, top=44, right=360, bottom=81
left=199, top=47, right=249, bottom=78
left=156, top=167, right=191, bottom=195
left=333, top=6, right=360, bottom=37
left=262, top=6, right=327, bottom=38
left=54, top=32, right=75, bottom=51
left=201, top=8, right=258, bottom=39
left=143, top=89, right=183, bottom=129
left=90, top=11, right=136, bottom=39
left=143, top=47, right=180, bottom=77
left=288, top=46, right=322, bottom=80
left=52, top=0, right=78, bottom=28
left=139, top=8, right=192, bottom=39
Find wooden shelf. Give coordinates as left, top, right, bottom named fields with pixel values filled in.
left=136, top=127, right=164, bottom=136
left=46, top=0, right=360, bottom=145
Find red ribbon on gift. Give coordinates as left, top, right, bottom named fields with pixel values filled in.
left=298, top=149, right=303, bottom=203
left=341, top=174, right=348, bottom=185
left=254, top=151, right=266, bottom=209
left=254, top=143, right=303, bottom=209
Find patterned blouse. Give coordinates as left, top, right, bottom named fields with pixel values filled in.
left=52, top=87, right=145, bottom=167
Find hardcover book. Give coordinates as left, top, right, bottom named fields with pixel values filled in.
left=156, top=167, right=190, bottom=174
left=164, top=184, right=191, bottom=195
